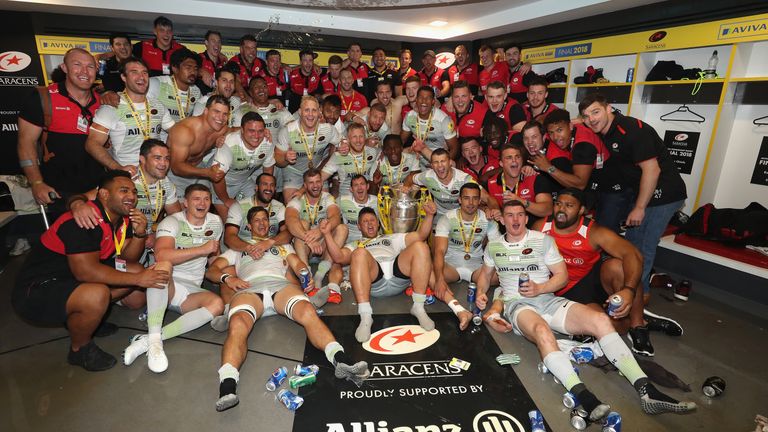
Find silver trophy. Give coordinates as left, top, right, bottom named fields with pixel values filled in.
left=378, top=186, right=431, bottom=233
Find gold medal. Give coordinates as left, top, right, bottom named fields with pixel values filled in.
left=464, top=253, right=471, bottom=260
left=457, top=212, right=479, bottom=260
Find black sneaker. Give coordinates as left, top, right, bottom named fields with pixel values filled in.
left=570, top=334, right=596, bottom=344
left=67, top=341, right=117, bottom=371
left=628, top=326, right=654, bottom=357
left=644, top=309, right=683, bottom=336
left=94, top=321, right=119, bottom=337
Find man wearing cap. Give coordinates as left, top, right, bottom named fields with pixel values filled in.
left=419, top=50, right=451, bottom=101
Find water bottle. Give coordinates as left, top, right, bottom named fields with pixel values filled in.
left=704, top=50, right=718, bottom=79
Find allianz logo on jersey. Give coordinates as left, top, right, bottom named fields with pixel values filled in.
left=325, top=410, right=524, bottom=432
left=127, top=126, right=161, bottom=136
left=496, top=264, right=540, bottom=273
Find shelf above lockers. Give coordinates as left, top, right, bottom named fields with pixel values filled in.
left=732, top=81, right=768, bottom=105
left=569, top=54, right=637, bottom=85
left=636, top=45, right=732, bottom=82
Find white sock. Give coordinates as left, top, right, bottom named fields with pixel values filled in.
left=543, top=351, right=582, bottom=391
left=324, top=341, right=343, bottom=365
left=410, top=295, right=434, bottom=331
left=146, top=286, right=168, bottom=337
left=355, top=302, right=374, bottom=342
left=599, top=332, right=647, bottom=385
left=218, top=362, right=240, bottom=383
left=161, top=307, right=214, bottom=340
left=314, top=260, right=332, bottom=285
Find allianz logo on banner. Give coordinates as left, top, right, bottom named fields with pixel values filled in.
left=325, top=410, right=525, bottom=432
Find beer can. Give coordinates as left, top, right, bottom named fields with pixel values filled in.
left=277, top=389, right=304, bottom=411
left=570, top=347, right=595, bottom=364
left=289, top=373, right=317, bottom=388
left=563, top=391, right=579, bottom=409
left=295, top=363, right=319, bottom=376
left=519, top=272, right=530, bottom=290
left=98, top=59, right=107, bottom=76
left=702, top=376, right=726, bottom=397
left=265, top=366, right=289, bottom=391
left=626, top=67, right=635, bottom=83
left=471, top=314, right=482, bottom=326
left=602, top=411, right=622, bottom=432
left=537, top=362, right=549, bottom=374
left=570, top=407, right=588, bottom=430
left=528, top=410, right=545, bottom=432
left=299, top=268, right=312, bottom=293
left=607, top=295, right=623, bottom=317
left=467, top=282, right=481, bottom=315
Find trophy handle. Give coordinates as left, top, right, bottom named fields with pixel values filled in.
left=377, top=191, right=392, bottom=234
left=415, top=187, right=432, bottom=230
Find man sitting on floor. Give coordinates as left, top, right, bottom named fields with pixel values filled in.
left=123, top=184, right=224, bottom=373
left=533, top=188, right=683, bottom=356
left=476, top=200, right=696, bottom=418
left=321, top=204, right=437, bottom=342
left=207, top=206, right=370, bottom=412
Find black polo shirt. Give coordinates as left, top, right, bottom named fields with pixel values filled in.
left=20, top=200, right=134, bottom=283
left=99, top=56, right=125, bottom=92
left=600, top=113, right=687, bottom=206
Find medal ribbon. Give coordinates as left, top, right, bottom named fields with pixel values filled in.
left=303, top=195, right=320, bottom=226
left=501, top=174, right=518, bottom=195
left=104, top=210, right=128, bottom=257
left=350, top=151, right=367, bottom=175
left=171, top=76, right=188, bottom=119
left=415, top=109, right=434, bottom=142
left=357, top=236, right=378, bottom=248
left=457, top=212, right=479, bottom=254
left=123, top=92, right=152, bottom=140
left=299, top=124, right=319, bottom=165
left=138, top=167, right=164, bottom=224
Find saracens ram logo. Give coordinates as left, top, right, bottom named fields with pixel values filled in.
left=0, top=51, right=32, bottom=72
left=362, top=324, right=440, bottom=355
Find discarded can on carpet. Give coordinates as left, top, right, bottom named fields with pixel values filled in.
left=266, top=366, right=289, bottom=391
left=289, top=373, right=316, bottom=388
left=295, top=364, right=319, bottom=376
left=570, top=407, right=589, bottom=430
left=528, top=409, right=545, bottom=432
left=601, top=411, right=622, bottom=432
left=702, top=376, right=726, bottom=397
left=563, top=391, right=579, bottom=409
left=277, top=389, right=304, bottom=411
left=570, top=347, right=595, bottom=364
left=299, top=268, right=312, bottom=293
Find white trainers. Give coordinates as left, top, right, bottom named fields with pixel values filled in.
left=9, top=238, right=31, bottom=256
left=122, top=334, right=149, bottom=366
left=147, top=340, right=168, bottom=373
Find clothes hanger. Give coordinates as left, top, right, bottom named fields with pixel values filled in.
left=753, top=114, right=768, bottom=126
left=660, top=104, right=706, bottom=123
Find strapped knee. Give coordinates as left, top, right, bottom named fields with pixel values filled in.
left=228, top=304, right=258, bottom=323
left=284, top=295, right=310, bottom=321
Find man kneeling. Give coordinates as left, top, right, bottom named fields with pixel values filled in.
left=322, top=204, right=437, bottom=342
left=207, top=206, right=370, bottom=412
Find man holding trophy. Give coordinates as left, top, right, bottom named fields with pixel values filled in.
left=321, top=204, right=437, bottom=343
